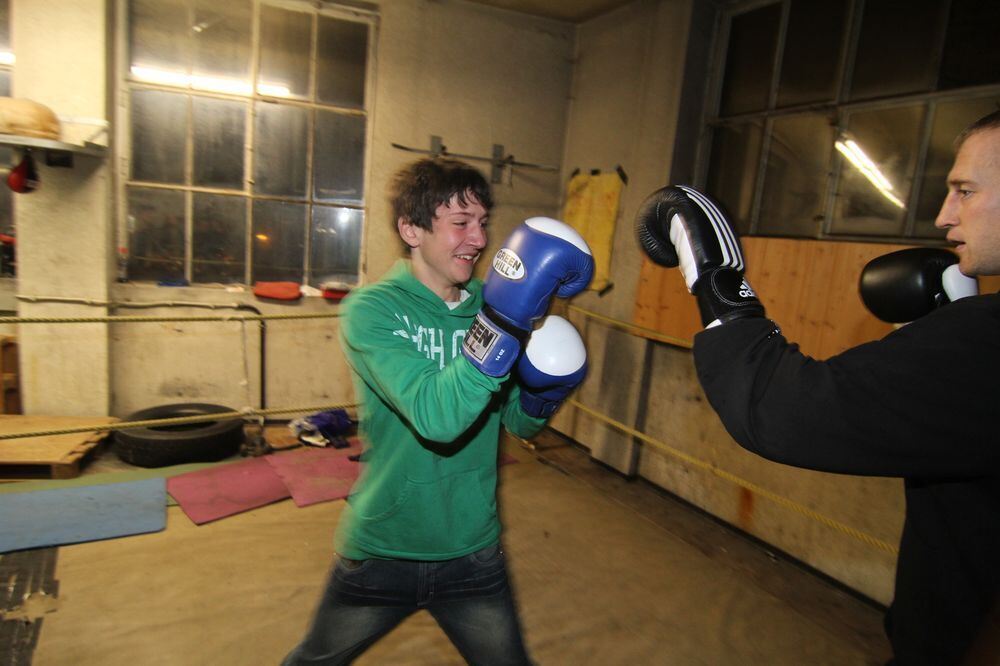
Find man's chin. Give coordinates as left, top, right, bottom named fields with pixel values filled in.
left=452, top=268, right=475, bottom=285
left=958, top=258, right=985, bottom=278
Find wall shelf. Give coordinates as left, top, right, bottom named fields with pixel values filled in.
left=0, top=133, right=107, bottom=167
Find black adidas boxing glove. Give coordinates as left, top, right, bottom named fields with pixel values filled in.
left=859, top=248, right=978, bottom=324
left=636, top=185, right=765, bottom=328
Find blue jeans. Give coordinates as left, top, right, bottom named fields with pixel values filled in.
left=282, top=543, right=532, bottom=665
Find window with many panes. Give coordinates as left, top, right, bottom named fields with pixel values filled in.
left=121, top=0, right=373, bottom=287
left=0, top=0, right=14, bottom=277
left=701, top=0, right=1000, bottom=243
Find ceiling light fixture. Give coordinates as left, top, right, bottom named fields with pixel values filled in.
left=835, top=138, right=906, bottom=209
left=130, top=65, right=290, bottom=98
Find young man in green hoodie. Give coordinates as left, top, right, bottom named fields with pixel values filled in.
left=283, top=158, right=593, bottom=665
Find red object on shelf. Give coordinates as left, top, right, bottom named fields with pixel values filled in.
left=253, top=281, right=302, bottom=301
left=321, top=288, right=349, bottom=303
left=320, top=280, right=351, bottom=303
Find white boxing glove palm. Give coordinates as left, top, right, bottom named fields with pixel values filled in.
left=516, top=316, right=587, bottom=418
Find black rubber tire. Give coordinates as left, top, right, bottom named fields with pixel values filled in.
left=113, top=403, right=245, bottom=468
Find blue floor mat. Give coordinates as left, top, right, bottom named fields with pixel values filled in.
left=0, top=479, right=166, bottom=553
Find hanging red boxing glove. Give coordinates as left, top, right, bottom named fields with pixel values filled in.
left=7, top=152, right=39, bottom=193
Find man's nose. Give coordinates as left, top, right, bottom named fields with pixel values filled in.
left=468, top=225, right=487, bottom=248
left=935, top=195, right=956, bottom=229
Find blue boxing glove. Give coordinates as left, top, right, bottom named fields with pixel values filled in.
left=485, top=217, right=595, bottom=325
left=517, top=315, right=588, bottom=418
left=463, top=217, right=594, bottom=377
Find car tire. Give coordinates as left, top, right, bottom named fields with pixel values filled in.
left=113, top=403, right=245, bottom=468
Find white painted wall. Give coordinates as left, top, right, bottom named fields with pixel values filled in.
left=12, top=0, right=112, bottom=416
left=366, top=0, right=572, bottom=283
left=8, top=0, right=574, bottom=418
left=553, top=0, right=692, bottom=473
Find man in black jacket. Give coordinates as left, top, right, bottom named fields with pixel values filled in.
left=635, top=111, right=1000, bottom=665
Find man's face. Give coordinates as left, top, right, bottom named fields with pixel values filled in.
left=935, top=128, right=1000, bottom=276
left=406, top=192, right=489, bottom=299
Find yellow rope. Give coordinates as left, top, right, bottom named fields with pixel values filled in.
left=0, top=312, right=342, bottom=324
left=0, top=403, right=358, bottom=440
left=568, top=305, right=692, bottom=348
left=3, top=300, right=893, bottom=555
left=566, top=399, right=898, bottom=555
left=564, top=308, right=897, bottom=554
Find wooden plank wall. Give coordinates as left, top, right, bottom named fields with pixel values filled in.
left=634, top=236, right=1000, bottom=360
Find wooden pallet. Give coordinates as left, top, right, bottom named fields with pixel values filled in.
left=0, top=335, right=19, bottom=414
left=0, top=415, right=118, bottom=481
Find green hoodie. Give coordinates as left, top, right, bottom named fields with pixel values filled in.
left=336, top=260, right=545, bottom=560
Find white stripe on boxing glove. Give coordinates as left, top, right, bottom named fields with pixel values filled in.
left=680, top=185, right=744, bottom=272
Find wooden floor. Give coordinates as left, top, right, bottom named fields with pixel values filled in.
left=6, top=431, right=891, bottom=665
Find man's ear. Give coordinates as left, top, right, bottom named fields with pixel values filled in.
left=398, top=217, right=421, bottom=249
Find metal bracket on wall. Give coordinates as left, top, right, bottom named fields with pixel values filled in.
left=390, top=135, right=558, bottom=184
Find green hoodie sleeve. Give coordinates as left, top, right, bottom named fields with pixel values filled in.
left=501, top=383, right=547, bottom=439
left=341, top=288, right=506, bottom=444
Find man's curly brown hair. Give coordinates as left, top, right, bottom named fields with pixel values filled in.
left=390, top=158, right=493, bottom=232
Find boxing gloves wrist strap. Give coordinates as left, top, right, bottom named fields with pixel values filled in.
left=461, top=305, right=527, bottom=377
left=695, top=269, right=766, bottom=328
left=519, top=391, right=561, bottom=418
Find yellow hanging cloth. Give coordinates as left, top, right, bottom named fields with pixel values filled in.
left=561, top=171, right=623, bottom=293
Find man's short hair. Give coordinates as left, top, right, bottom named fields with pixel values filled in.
left=955, top=109, right=1000, bottom=149
left=391, top=158, right=493, bottom=231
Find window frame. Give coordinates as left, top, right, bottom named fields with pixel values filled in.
left=114, top=0, right=378, bottom=287
left=695, top=0, right=1000, bottom=245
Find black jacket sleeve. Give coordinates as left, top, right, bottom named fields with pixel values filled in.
left=693, top=294, right=1000, bottom=478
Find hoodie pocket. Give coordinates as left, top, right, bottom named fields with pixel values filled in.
left=357, top=469, right=496, bottom=554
